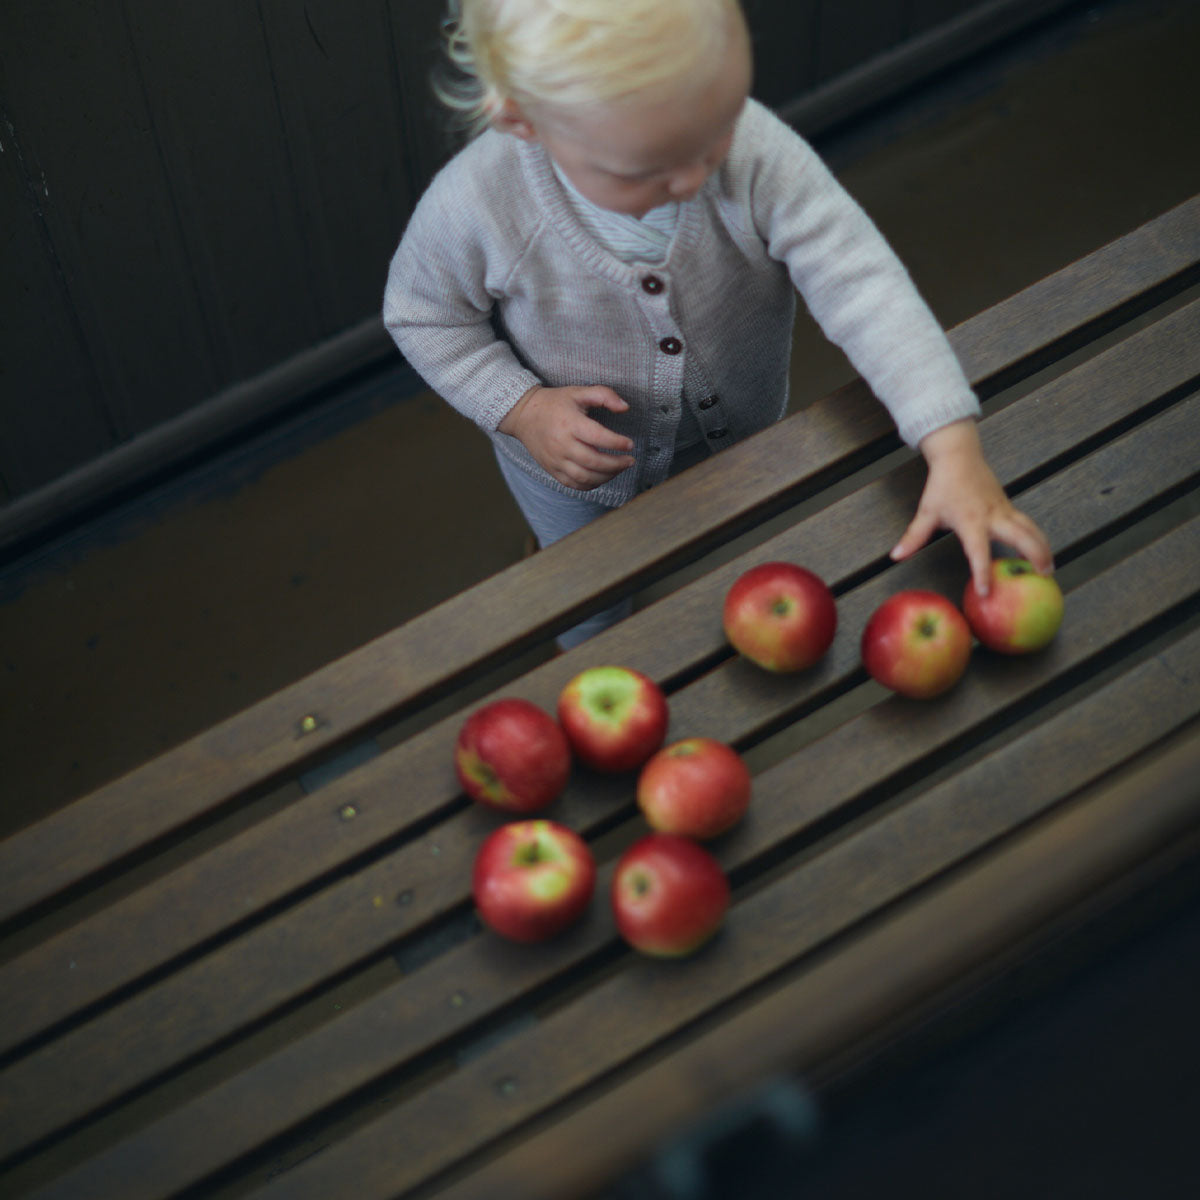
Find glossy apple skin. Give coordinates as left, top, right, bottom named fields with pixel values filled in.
left=861, top=590, right=971, bottom=699
left=963, top=559, right=1064, bottom=654
left=472, top=820, right=596, bottom=942
left=637, top=738, right=752, bottom=840
left=557, top=665, right=669, bottom=773
left=612, top=834, right=730, bottom=957
left=454, top=698, right=571, bottom=812
left=723, top=562, right=837, bottom=672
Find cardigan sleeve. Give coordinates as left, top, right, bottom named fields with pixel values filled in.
left=383, top=149, right=543, bottom=434
left=732, top=101, right=980, bottom=448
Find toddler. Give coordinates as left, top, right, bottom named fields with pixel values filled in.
left=385, top=0, right=1052, bottom=648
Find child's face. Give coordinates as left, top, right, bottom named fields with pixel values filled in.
left=501, top=31, right=752, bottom=218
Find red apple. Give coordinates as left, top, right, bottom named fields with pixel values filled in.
left=963, top=558, right=1064, bottom=654
left=611, top=833, right=730, bottom=957
left=723, top=561, right=837, bottom=672
left=637, top=738, right=752, bottom=840
left=861, top=589, right=971, bottom=699
left=557, top=665, right=668, bottom=773
left=472, top=819, right=596, bottom=942
left=454, top=698, right=571, bottom=812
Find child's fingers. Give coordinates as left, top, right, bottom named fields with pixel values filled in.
left=556, top=449, right=635, bottom=490
left=576, top=385, right=630, bottom=414
left=991, top=511, right=1055, bottom=575
left=570, top=402, right=634, bottom=454
left=959, top=524, right=994, bottom=597
left=890, top=509, right=939, bottom=562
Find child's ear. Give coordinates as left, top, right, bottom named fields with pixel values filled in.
left=490, top=98, right=538, bottom=141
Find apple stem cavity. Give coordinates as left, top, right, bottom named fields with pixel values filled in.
left=515, top=839, right=549, bottom=867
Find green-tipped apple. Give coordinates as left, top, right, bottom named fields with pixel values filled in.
left=472, top=819, right=595, bottom=942
left=963, top=558, right=1064, bottom=654
left=723, top=561, right=837, bottom=672
left=557, top=665, right=668, bottom=773
left=612, top=833, right=730, bottom=957
left=637, top=738, right=752, bottom=840
left=861, top=589, right=971, bottom=699
left=454, top=698, right=571, bottom=812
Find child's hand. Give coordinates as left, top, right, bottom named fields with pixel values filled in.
left=498, top=384, right=636, bottom=490
left=890, top=419, right=1053, bottom=596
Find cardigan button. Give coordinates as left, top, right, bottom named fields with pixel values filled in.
left=659, top=337, right=682, bottom=355
left=706, top=427, right=729, bottom=440
left=698, top=395, right=719, bottom=410
left=641, top=274, right=665, bottom=294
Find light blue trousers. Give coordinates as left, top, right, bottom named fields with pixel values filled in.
left=495, top=441, right=709, bottom=649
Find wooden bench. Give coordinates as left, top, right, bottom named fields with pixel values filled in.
left=2, top=195, right=1198, bottom=1200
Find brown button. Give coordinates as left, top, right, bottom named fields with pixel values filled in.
left=706, top=427, right=729, bottom=440
left=659, top=337, right=682, bottom=355
left=641, top=275, right=665, bottom=294
left=698, top=395, right=719, bottom=410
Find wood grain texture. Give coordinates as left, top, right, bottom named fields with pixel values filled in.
left=1, top=201, right=1195, bottom=927
left=3, top=200, right=1198, bottom=1200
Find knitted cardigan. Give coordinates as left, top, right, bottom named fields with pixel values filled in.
left=384, top=98, right=980, bottom=505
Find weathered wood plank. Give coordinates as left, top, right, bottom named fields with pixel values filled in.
left=2, top=292, right=1194, bottom=1070
left=1, top=199, right=1193, bottom=923
left=432, top=723, right=1200, bottom=1200
left=0, top=318, right=1194, bottom=1068
left=3, top=469, right=1196, bottom=1168
left=241, top=624, right=1200, bottom=1200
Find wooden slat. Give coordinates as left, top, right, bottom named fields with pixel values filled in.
left=240, top=625, right=1200, bottom=1200
left=433, top=723, right=1200, bottom=1200
left=1, top=198, right=1194, bottom=922
left=21, top=537, right=1200, bottom=1200
left=1, top=307, right=1195, bottom=1062
left=4, top=476, right=1197, bottom=1172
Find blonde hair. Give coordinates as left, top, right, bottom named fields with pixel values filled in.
left=437, top=0, right=746, bottom=134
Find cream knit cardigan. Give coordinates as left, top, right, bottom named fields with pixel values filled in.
left=384, top=98, right=980, bottom=505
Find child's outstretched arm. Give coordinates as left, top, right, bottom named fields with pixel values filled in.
left=498, top=384, right=637, bottom=491
left=890, top=418, right=1054, bottom=595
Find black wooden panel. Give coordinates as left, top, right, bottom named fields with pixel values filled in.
left=257, top=0, right=415, bottom=333
left=0, top=93, right=112, bottom=494
left=910, top=0, right=985, bottom=32
left=120, top=2, right=322, bottom=400
left=389, top=0, right=461, bottom=206
left=0, top=1, right=217, bottom=455
left=815, top=0, right=908, bottom=82
left=742, top=0, right=822, bottom=109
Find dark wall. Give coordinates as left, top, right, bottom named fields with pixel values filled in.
left=0, top=0, right=1046, bottom=532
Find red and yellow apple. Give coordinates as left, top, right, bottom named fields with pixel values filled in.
left=861, top=589, right=971, bottom=699
left=557, top=665, right=668, bottom=773
left=472, top=819, right=595, bottom=942
left=454, top=697, right=571, bottom=812
left=963, top=558, right=1064, bottom=654
left=723, top=561, right=837, bottom=672
left=611, top=833, right=730, bottom=957
left=637, top=737, right=752, bottom=840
